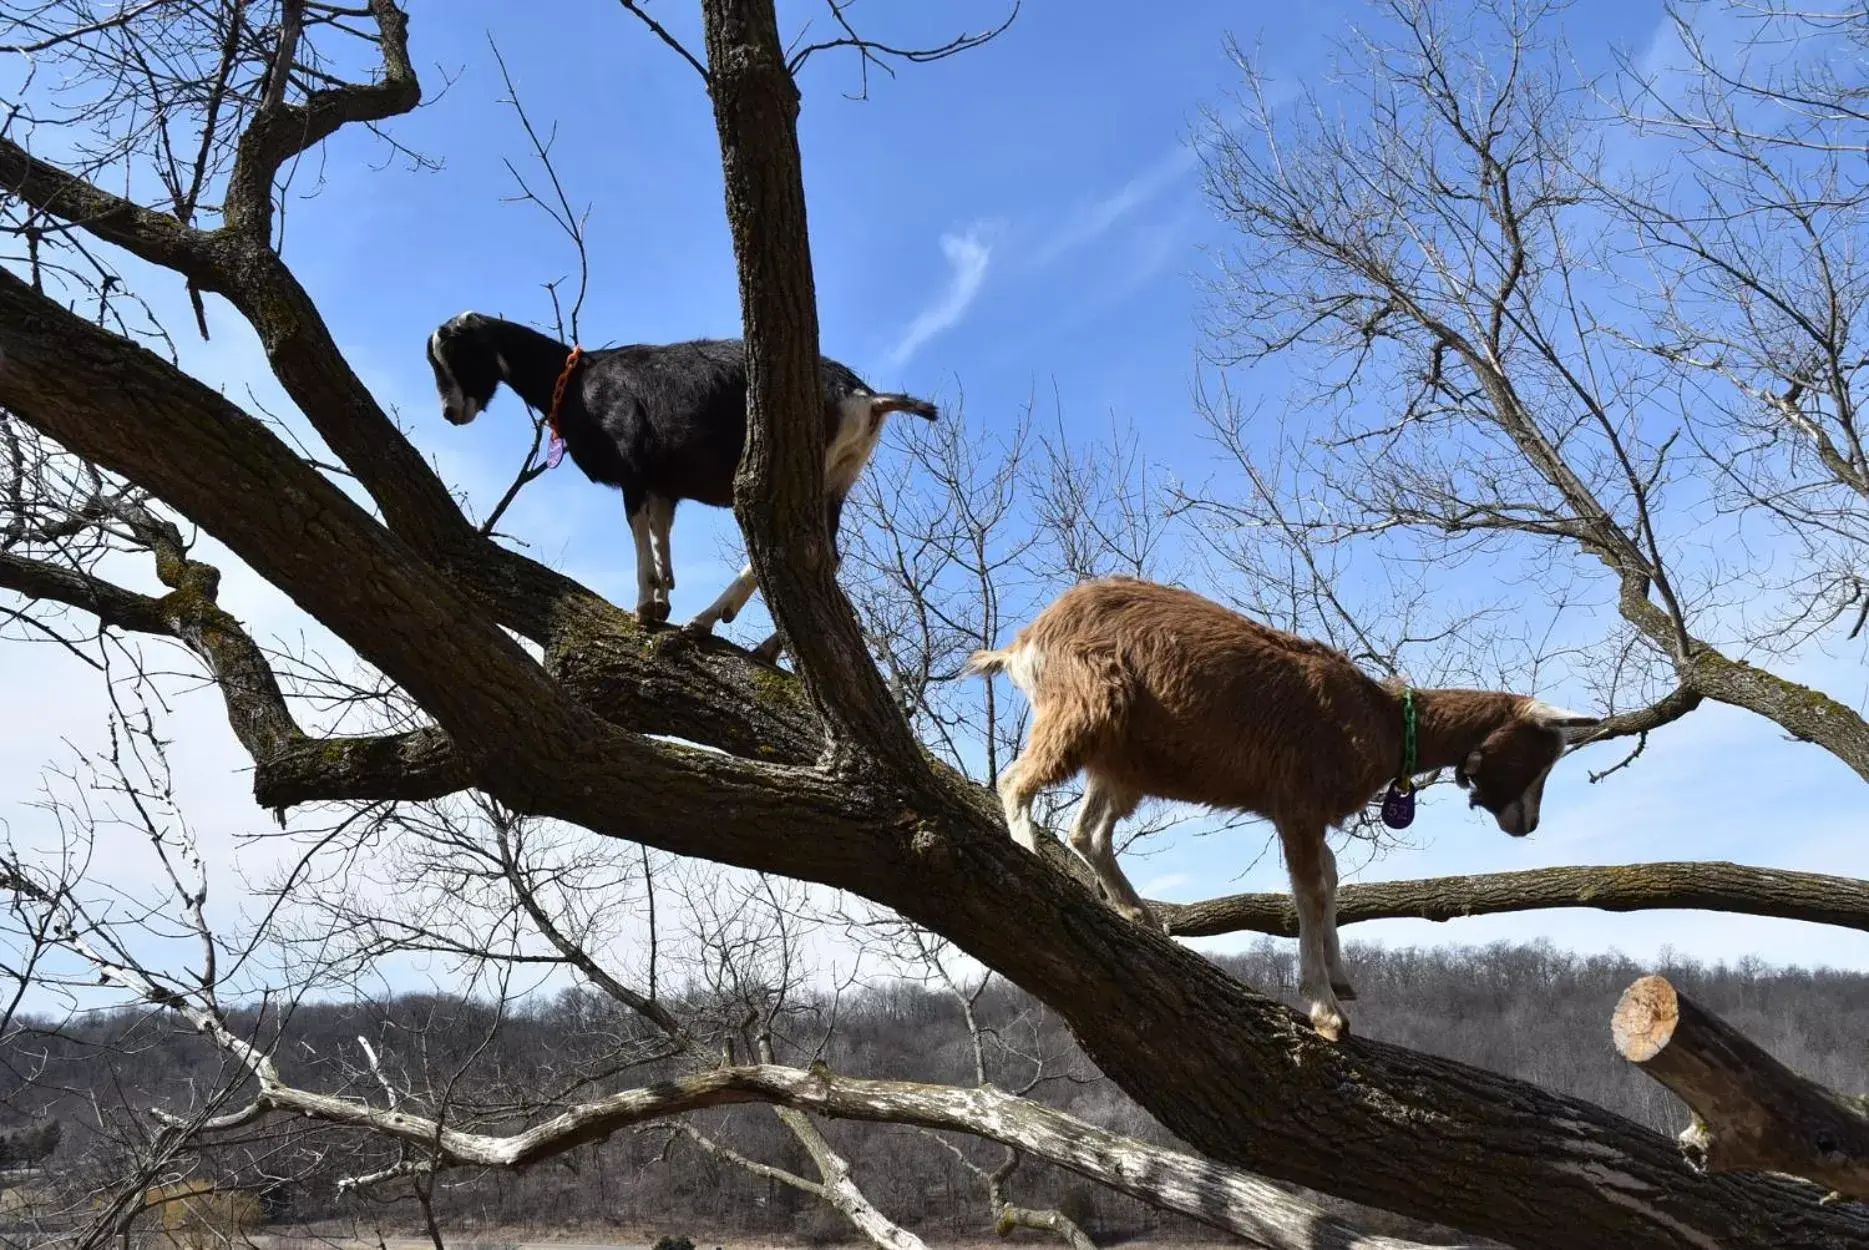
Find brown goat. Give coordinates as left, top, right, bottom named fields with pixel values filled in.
left=966, top=576, right=1599, bottom=1040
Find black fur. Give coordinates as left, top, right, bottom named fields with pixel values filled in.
left=426, top=313, right=933, bottom=526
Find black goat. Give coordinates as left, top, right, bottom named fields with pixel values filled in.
left=426, top=312, right=937, bottom=658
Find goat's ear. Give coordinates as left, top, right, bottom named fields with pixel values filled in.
left=1525, top=699, right=1600, bottom=743
left=442, top=310, right=486, bottom=336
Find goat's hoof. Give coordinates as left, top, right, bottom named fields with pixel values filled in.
left=1331, top=980, right=1358, bottom=1001
left=751, top=636, right=785, bottom=665
left=1309, top=1003, right=1350, bottom=1042
left=638, top=601, right=671, bottom=625
left=1116, top=902, right=1165, bottom=933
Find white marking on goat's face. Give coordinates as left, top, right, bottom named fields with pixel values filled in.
left=1457, top=718, right=1569, bottom=837
left=428, top=327, right=475, bottom=425
left=427, top=315, right=500, bottom=426
left=426, top=328, right=467, bottom=426
left=1493, top=760, right=1555, bottom=837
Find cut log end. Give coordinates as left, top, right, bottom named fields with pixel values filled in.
left=1612, top=973, right=1680, bottom=1063
left=1610, top=972, right=1869, bottom=1201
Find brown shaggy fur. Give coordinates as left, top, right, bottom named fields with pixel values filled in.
left=968, top=576, right=1598, bottom=1040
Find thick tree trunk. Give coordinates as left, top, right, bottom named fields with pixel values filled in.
left=1614, top=975, right=1869, bottom=1200
left=699, top=0, right=924, bottom=765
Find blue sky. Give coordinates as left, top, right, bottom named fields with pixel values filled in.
left=7, top=0, right=1869, bottom=1001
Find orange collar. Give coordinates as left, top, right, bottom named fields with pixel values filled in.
left=547, top=345, right=585, bottom=447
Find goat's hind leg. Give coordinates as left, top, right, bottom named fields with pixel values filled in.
left=747, top=546, right=843, bottom=664
left=1276, top=817, right=1349, bottom=1040
left=1321, top=839, right=1355, bottom=1001
left=751, top=628, right=787, bottom=665
left=994, top=758, right=1043, bottom=854
left=689, top=562, right=759, bottom=636
left=995, top=710, right=1083, bottom=855
left=1070, top=775, right=1159, bottom=932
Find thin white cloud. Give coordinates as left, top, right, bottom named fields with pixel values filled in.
left=1139, top=872, right=1194, bottom=899
left=1026, top=141, right=1200, bottom=270
left=886, top=226, right=995, bottom=367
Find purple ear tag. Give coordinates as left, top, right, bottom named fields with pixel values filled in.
left=546, top=435, right=566, bottom=470
left=1381, top=782, right=1416, bottom=829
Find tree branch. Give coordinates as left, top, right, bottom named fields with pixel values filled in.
left=0, top=517, right=303, bottom=765
left=698, top=0, right=926, bottom=768
left=770, top=1103, right=930, bottom=1250
left=0, top=269, right=855, bottom=811
left=223, top=0, right=418, bottom=240
left=1613, top=974, right=1869, bottom=1201
left=0, top=139, right=214, bottom=277
left=1573, top=684, right=1705, bottom=747
left=0, top=20, right=468, bottom=555
left=0, top=266, right=569, bottom=770
left=614, top=0, right=709, bottom=81
left=1157, top=861, right=1869, bottom=939
left=205, top=1059, right=1456, bottom=1250
left=785, top=1, right=1021, bottom=88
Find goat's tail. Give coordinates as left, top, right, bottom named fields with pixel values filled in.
left=965, top=641, right=1047, bottom=698
left=963, top=646, right=1013, bottom=678
left=869, top=393, right=938, bottom=421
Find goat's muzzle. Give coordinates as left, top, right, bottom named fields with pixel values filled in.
left=440, top=397, right=482, bottom=427
left=1493, top=804, right=1537, bottom=838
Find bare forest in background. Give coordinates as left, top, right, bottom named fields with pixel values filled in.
left=3, top=944, right=1866, bottom=1246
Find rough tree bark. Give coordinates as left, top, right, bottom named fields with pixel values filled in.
left=700, top=0, right=922, bottom=765
left=1158, top=861, right=1869, bottom=938
left=201, top=1058, right=1468, bottom=1250
left=1614, top=975, right=1869, bottom=1201
left=3, top=4, right=1868, bottom=1247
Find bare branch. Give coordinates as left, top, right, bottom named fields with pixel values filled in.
left=1159, top=861, right=1869, bottom=939
left=614, top=0, right=709, bottom=82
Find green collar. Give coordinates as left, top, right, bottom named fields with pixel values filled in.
left=1397, top=687, right=1418, bottom=792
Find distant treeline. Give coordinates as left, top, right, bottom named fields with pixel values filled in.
left=4, top=940, right=1865, bottom=1245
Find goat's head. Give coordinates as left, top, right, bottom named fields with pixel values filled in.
left=427, top=312, right=504, bottom=426
left=1455, top=700, right=1600, bottom=837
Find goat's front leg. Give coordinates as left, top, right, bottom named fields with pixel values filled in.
left=627, top=505, right=664, bottom=624
left=1320, top=839, right=1355, bottom=1001
left=646, top=495, right=677, bottom=618
left=1277, top=818, right=1349, bottom=1041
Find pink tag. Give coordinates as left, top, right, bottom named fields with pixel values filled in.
left=546, top=435, right=566, bottom=469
